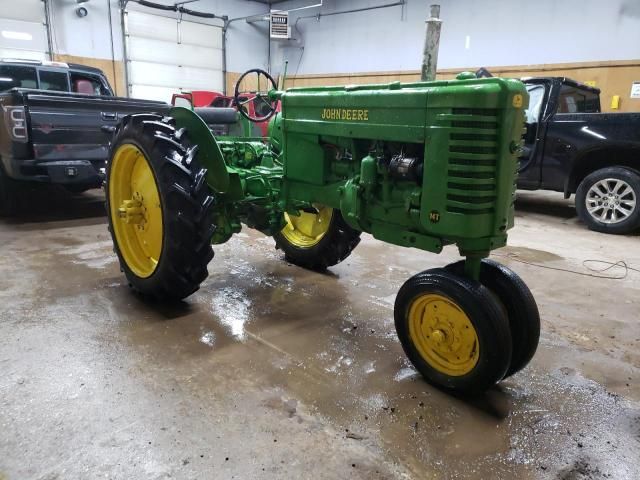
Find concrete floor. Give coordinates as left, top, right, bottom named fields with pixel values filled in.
left=1, top=188, right=639, bottom=480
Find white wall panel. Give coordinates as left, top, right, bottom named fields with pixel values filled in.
left=127, top=37, right=221, bottom=70
left=0, top=3, right=48, bottom=60
left=0, top=0, right=46, bottom=23
left=129, top=61, right=222, bottom=90
left=0, top=47, right=46, bottom=61
left=130, top=85, right=176, bottom=103
left=125, top=11, right=177, bottom=42
left=180, top=22, right=222, bottom=49
left=125, top=9, right=222, bottom=101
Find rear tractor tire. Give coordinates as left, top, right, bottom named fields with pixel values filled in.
left=394, top=268, right=513, bottom=395
left=274, top=206, right=361, bottom=270
left=106, top=113, right=215, bottom=301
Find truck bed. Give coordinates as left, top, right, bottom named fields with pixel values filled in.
left=1, top=88, right=169, bottom=187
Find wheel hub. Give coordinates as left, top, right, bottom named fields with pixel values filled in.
left=281, top=205, right=333, bottom=248
left=118, top=196, right=145, bottom=226
left=108, top=143, right=164, bottom=278
left=408, top=293, right=479, bottom=376
left=586, top=178, right=636, bottom=224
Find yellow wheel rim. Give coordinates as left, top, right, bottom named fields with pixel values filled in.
left=281, top=205, right=333, bottom=248
left=408, top=293, right=479, bottom=376
left=109, top=143, right=163, bottom=278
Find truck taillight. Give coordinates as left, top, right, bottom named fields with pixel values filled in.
left=3, top=106, right=28, bottom=142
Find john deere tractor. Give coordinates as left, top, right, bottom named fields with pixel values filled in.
left=106, top=69, right=540, bottom=394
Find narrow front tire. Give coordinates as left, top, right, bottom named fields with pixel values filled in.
left=445, top=259, right=540, bottom=378
left=394, top=269, right=512, bottom=395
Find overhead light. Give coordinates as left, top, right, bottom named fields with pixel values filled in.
left=1, top=31, right=33, bottom=41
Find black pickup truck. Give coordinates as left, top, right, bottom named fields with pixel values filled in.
left=0, top=59, right=168, bottom=215
left=518, top=77, right=640, bottom=234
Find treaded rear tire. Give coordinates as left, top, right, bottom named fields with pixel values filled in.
left=274, top=208, right=361, bottom=270
left=106, top=113, right=215, bottom=301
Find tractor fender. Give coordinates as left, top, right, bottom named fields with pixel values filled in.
left=169, top=106, right=230, bottom=193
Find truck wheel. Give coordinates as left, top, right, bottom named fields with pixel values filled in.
left=274, top=206, right=361, bottom=270
left=445, top=259, right=540, bottom=378
left=106, top=113, right=215, bottom=301
left=575, top=167, right=640, bottom=234
left=394, top=268, right=512, bottom=395
left=0, top=168, right=19, bottom=216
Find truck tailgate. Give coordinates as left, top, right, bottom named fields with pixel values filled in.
left=24, top=91, right=169, bottom=162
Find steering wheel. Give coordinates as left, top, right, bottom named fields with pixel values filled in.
left=233, top=69, right=278, bottom=123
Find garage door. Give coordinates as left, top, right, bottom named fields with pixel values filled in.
left=124, top=8, right=223, bottom=102
left=0, top=0, right=49, bottom=60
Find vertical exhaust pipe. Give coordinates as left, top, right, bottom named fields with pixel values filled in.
left=421, top=4, right=442, bottom=81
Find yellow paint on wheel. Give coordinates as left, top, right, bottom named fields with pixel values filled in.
left=281, top=205, right=332, bottom=248
left=109, top=143, right=163, bottom=278
left=408, top=293, right=479, bottom=376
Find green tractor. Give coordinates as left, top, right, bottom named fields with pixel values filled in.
left=106, top=69, right=540, bottom=395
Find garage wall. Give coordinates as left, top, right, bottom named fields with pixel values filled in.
left=46, top=0, right=268, bottom=99
left=270, top=0, right=640, bottom=112
left=272, top=0, right=640, bottom=74
left=282, top=60, right=640, bottom=113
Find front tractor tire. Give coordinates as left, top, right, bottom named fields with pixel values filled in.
left=274, top=206, right=361, bottom=270
left=445, top=259, right=540, bottom=378
left=575, top=166, right=640, bottom=234
left=394, top=269, right=513, bottom=395
left=106, top=114, right=215, bottom=301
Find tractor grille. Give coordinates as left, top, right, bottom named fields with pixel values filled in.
left=440, top=107, right=500, bottom=215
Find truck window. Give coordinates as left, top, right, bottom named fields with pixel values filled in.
left=557, top=85, right=600, bottom=114
left=525, top=85, right=545, bottom=123
left=70, top=72, right=110, bottom=96
left=0, top=65, right=38, bottom=90
left=39, top=70, right=69, bottom=92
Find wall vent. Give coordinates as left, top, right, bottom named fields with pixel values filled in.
left=270, top=12, right=291, bottom=39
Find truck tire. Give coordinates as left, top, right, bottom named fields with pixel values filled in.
left=0, top=167, right=19, bottom=216
left=575, top=167, right=640, bottom=234
left=274, top=206, right=361, bottom=270
left=106, top=113, right=215, bottom=301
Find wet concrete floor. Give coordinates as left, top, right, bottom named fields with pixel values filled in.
left=1, top=188, right=639, bottom=479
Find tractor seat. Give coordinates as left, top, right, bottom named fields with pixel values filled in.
left=194, top=107, right=239, bottom=125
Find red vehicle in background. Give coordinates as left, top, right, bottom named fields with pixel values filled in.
left=171, top=90, right=279, bottom=137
